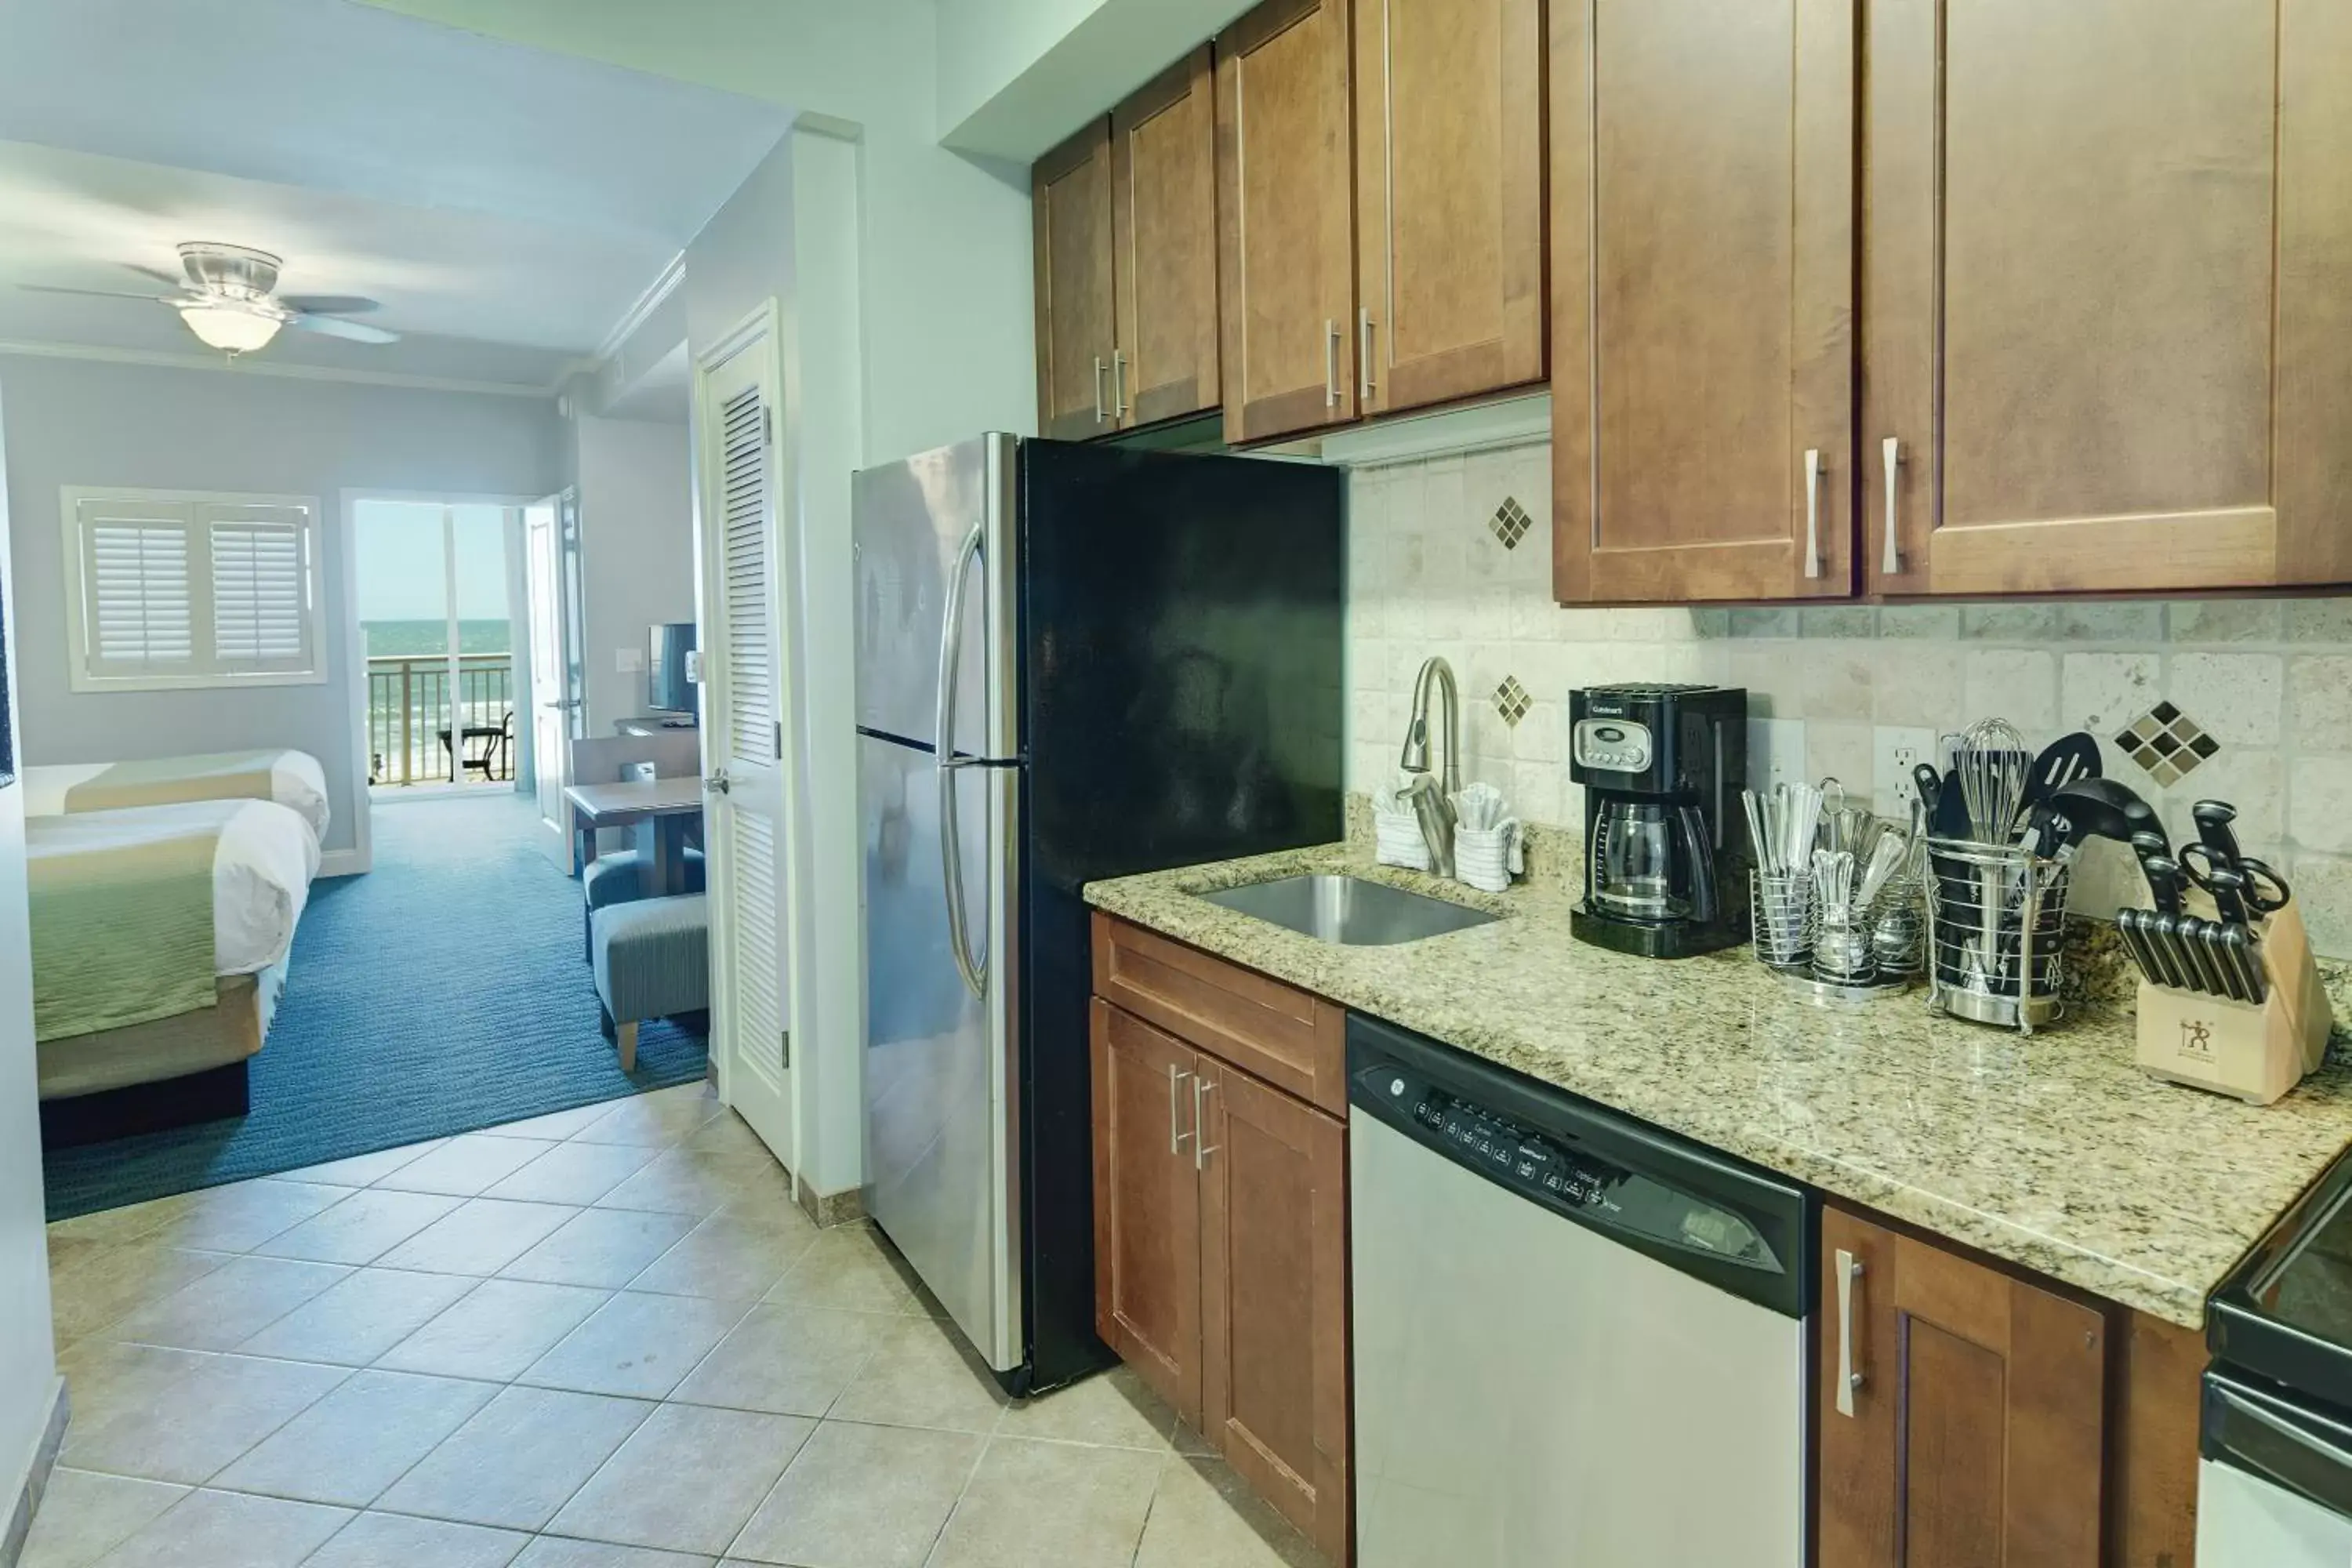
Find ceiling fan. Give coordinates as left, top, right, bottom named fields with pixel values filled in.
left=20, top=241, right=400, bottom=356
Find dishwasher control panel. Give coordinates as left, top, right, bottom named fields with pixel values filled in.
left=1369, top=1067, right=1777, bottom=1271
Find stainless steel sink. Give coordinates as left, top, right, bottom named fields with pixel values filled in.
left=1199, top=873, right=1499, bottom=946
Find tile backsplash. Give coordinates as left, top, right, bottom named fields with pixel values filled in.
left=1345, top=439, right=2352, bottom=956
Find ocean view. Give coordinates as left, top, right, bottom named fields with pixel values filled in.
left=364, top=619, right=514, bottom=659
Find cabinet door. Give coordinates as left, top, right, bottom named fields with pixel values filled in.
left=1089, top=1000, right=1203, bottom=1422
left=1866, top=0, right=2352, bottom=594
left=1198, top=1061, right=1350, bottom=1564
left=1215, top=0, right=1358, bottom=445
left=1818, top=1206, right=2106, bottom=1567
left=1033, top=119, right=1116, bottom=441
left=1354, top=0, right=1545, bottom=416
left=1551, top=0, right=1856, bottom=604
left=1112, top=48, right=1221, bottom=430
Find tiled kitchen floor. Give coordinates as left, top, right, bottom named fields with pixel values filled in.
left=29, top=1083, right=1323, bottom=1568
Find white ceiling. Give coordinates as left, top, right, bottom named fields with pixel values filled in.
left=0, top=0, right=797, bottom=389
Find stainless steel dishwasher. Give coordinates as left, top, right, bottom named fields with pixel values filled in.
left=1348, top=1015, right=1813, bottom=1566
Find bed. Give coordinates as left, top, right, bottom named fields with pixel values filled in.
left=29, top=797, right=318, bottom=1114
left=24, top=749, right=331, bottom=843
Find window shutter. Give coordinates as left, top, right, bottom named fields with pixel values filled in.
left=209, top=507, right=312, bottom=670
left=80, top=503, right=196, bottom=678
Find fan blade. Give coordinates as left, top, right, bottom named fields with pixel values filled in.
left=278, top=295, right=380, bottom=316
left=126, top=263, right=185, bottom=289
left=16, top=284, right=176, bottom=302
left=289, top=313, right=398, bottom=344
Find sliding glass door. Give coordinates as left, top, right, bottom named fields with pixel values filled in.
left=352, top=499, right=519, bottom=791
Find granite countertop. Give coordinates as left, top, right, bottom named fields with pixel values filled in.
left=1086, top=843, right=2352, bottom=1330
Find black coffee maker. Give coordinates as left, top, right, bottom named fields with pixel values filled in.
left=1569, top=684, right=1749, bottom=958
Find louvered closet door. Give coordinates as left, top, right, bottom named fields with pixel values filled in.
left=699, top=332, right=795, bottom=1171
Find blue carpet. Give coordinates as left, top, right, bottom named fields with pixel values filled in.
left=44, top=790, right=707, bottom=1219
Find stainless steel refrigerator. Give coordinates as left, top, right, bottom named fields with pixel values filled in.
left=855, top=434, right=1344, bottom=1394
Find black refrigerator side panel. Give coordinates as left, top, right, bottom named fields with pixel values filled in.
left=1014, top=438, right=1346, bottom=1392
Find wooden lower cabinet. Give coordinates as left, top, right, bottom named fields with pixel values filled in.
left=1090, top=1000, right=1204, bottom=1421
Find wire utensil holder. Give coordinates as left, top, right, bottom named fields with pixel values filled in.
left=1749, top=866, right=1922, bottom=998
left=1923, top=836, right=2072, bottom=1033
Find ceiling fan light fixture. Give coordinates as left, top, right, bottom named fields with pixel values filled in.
left=178, top=302, right=281, bottom=354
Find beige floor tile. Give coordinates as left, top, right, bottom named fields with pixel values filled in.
left=134, top=1181, right=357, bottom=1253
left=1174, top=1415, right=1218, bottom=1459
left=100, top=1255, right=351, bottom=1352
left=517, top=1291, right=750, bottom=1400
left=500, top=1210, right=701, bottom=1291
left=280, top=1140, right=448, bottom=1188
left=375, top=1135, right=563, bottom=1198
left=249, top=1189, right=464, bottom=1265
left=927, top=1436, right=1161, bottom=1568
left=303, top=1511, right=530, bottom=1567
left=728, top=1419, right=982, bottom=1568
left=763, top=1229, right=922, bottom=1316
left=47, top=1244, right=230, bottom=1344
left=375, top=1278, right=610, bottom=1382
left=596, top=1152, right=790, bottom=1219
left=626, top=1214, right=815, bottom=1303
left=234, top=1266, right=478, bottom=1366
left=484, top=1101, right=631, bottom=1142
left=514, top=1539, right=714, bottom=1567
left=45, top=1196, right=195, bottom=1247
left=375, top=1385, right=654, bottom=1531
left=669, top=1304, right=889, bottom=1419
left=16, top=1468, right=187, bottom=1568
left=826, top=1317, right=1008, bottom=1436
left=485, top=1142, right=661, bottom=1206
left=677, top=1112, right=771, bottom=1160
left=211, top=1369, right=499, bottom=1506
left=46, top=1232, right=103, bottom=1276
left=551, top=1404, right=812, bottom=1556
left=568, top=1087, right=727, bottom=1149
left=65, top=1352, right=348, bottom=1484
left=52, top=1342, right=212, bottom=1433
left=91, top=1486, right=351, bottom=1566
left=375, top=1198, right=580, bottom=1276
left=999, top=1364, right=1178, bottom=1452
left=1133, top=1456, right=1327, bottom=1568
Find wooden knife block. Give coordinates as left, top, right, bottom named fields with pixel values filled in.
left=2135, top=898, right=2333, bottom=1105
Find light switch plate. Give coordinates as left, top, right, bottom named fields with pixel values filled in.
left=615, top=648, right=646, bottom=673
left=1748, top=717, right=1806, bottom=793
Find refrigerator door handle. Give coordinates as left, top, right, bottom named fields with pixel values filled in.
left=936, top=521, right=989, bottom=999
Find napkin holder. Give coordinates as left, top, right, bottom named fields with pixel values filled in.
left=2135, top=897, right=2332, bottom=1105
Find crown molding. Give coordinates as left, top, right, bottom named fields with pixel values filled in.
left=593, top=252, right=687, bottom=365
left=0, top=336, right=561, bottom=399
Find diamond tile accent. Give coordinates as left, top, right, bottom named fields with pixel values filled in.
left=2115, top=704, right=2219, bottom=788
left=1488, top=495, right=1532, bottom=550
left=1492, top=675, right=1531, bottom=728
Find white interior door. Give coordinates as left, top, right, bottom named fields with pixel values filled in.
left=697, top=311, right=796, bottom=1171
left=524, top=495, right=577, bottom=867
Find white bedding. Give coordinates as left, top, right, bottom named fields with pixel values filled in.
left=24, top=750, right=332, bottom=842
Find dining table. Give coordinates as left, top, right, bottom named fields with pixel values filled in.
left=564, top=775, right=706, bottom=895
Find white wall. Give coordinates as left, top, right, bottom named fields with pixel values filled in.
left=0, top=378, right=61, bottom=1537
left=934, top=0, right=1255, bottom=158
left=572, top=412, right=695, bottom=733
left=0, top=354, right=564, bottom=856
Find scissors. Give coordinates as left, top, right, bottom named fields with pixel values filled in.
left=2179, top=840, right=2292, bottom=919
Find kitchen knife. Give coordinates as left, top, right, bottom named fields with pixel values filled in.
left=2138, top=909, right=2190, bottom=993
left=2223, top=923, right=2270, bottom=1005
left=2136, top=842, right=2185, bottom=918
left=2193, top=800, right=2245, bottom=872
left=2204, top=865, right=2252, bottom=928
left=2118, top=909, right=2165, bottom=989
left=2180, top=917, right=2238, bottom=1000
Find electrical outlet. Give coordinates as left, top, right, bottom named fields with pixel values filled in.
left=1875, top=726, right=1939, bottom=818
left=1748, top=717, right=1807, bottom=793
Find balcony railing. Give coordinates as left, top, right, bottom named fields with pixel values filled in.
left=368, top=654, right=516, bottom=787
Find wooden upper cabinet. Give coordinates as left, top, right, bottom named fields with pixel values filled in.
left=1867, top=0, right=2352, bottom=595
left=1198, top=1059, right=1350, bottom=1565
left=1089, top=1000, right=1203, bottom=1423
left=1552, top=0, right=1857, bottom=604
left=1216, top=0, right=1358, bottom=445
left=1033, top=119, right=1116, bottom=441
left=1818, top=1205, right=2107, bottom=1568
left=1354, top=0, right=1545, bottom=417
left=1112, top=49, right=1221, bottom=430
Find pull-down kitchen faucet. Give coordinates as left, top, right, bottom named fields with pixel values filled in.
left=1397, top=655, right=1461, bottom=879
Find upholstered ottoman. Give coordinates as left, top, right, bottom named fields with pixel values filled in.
left=582, top=846, right=705, bottom=960
left=590, top=893, right=710, bottom=1071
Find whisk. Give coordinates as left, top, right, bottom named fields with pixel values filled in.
left=1953, top=717, right=2028, bottom=846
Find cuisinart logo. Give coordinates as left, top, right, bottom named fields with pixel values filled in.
left=1588, top=701, right=1628, bottom=718
left=2176, top=1018, right=2217, bottom=1061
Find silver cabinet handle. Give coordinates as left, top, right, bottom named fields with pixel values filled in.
left=1881, top=435, right=1904, bottom=575
left=1192, top=1077, right=1218, bottom=1171
left=935, top=521, right=986, bottom=999
left=1359, top=307, right=1375, bottom=402
left=1092, top=356, right=1108, bottom=424
left=1835, top=1248, right=1865, bottom=1417
left=1323, top=319, right=1341, bottom=408
left=1802, top=448, right=1824, bottom=579
left=703, top=770, right=730, bottom=795
left=1167, top=1062, right=1193, bottom=1152
left=1111, top=350, right=1128, bottom=420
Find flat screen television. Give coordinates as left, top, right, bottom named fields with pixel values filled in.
left=648, top=622, right=699, bottom=719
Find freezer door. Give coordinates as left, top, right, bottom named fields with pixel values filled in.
left=859, top=730, right=1022, bottom=1372
left=852, top=434, right=1020, bottom=760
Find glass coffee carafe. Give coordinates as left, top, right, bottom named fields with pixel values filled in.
left=1591, top=799, right=1718, bottom=925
